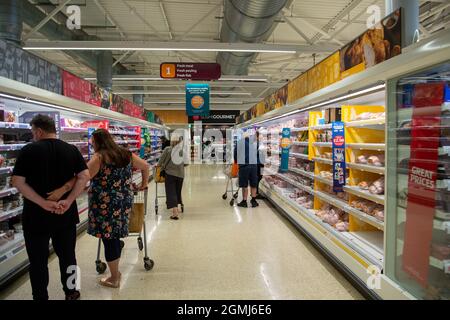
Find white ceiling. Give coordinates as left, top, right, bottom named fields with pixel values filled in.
left=24, top=0, right=450, bottom=111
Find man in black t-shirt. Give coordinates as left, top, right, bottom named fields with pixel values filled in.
left=12, top=115, right=90, bottom=300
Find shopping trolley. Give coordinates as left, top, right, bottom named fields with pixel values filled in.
left=154, top=166, right=184, bottom=215
left=95, top=189, right=155, bottom=273
left=222, top=163, right=239, bottom=206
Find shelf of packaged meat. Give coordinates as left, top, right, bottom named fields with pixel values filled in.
left=291, top=153, right=309, bottom=160
left=0, top=122, right=31, bottom=130
left=0, top=188, right=19, bottom=199
left=313, top=142, right=332, bottom=148
left=0, top=167, right=14, bottom=175
left=347, top=143, right=386, bottom=151
left=312, top=157, right=333, bottom=165
left=260, top=183, right=383, bottom=266
left=310, top=124, right=332, bottom=130
left=346, top=162, right=385, bottom=175
left=290, top=127, right=309, bottom=132
left=314, top=190, right=347, bottom=210
left=314, top=174, right=333, bottom=186
left=345, top=118, right=385, bottom=129
left=0, top=144, right=27, bottom=152
left=270, top=172, right=315, bottom=195
left=343, top=186, right=385, bottom=205
left=0, top=232, right=25, bottom=263
left=0, top=207, right=23, bottom=222
left=343, top=205, right=384, bottom=231
left=292, top=141, right=309, bottom=146
left=289, top=168, right=315, bottom=180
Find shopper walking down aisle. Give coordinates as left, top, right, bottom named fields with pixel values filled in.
left=234, top=134, right=259, bottom=208
left=11, top=115, right=90, bottom=301
left=84, top=129, right=150, bottom=288
left=255, top=130, right=266, bottom=200
left=158, top=136, right=185, bottom=220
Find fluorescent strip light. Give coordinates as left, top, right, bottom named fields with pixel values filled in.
left=244, top=83, right=386, bottom=128
left=144, top=100, right=249, bottom=105
left=114, top=91, right=251, bottom=96
left=84, top=75, right=268, bottom=82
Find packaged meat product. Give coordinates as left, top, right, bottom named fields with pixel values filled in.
left=358, top=181, right=369, bottom=190
left=367, top=154, right=385, bottom=167
left=369, top=177, right=385, bottom=195
left=431, top=243, right=450, bottom=260
left=335, top=221, right=349, bottom=232
left=357, top=155, right=368, bottom=164
left=373, top=207, right=384, bottom=221
left=323, top=211, right=340, bottom=226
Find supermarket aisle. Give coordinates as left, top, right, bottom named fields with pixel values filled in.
left=0, top=164, right=362, bottom=300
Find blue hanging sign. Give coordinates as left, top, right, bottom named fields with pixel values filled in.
left=279, top=128, right=291, bottom=173
left=332, top=122, right=346, bottom=192
left=186, top=83, right=210, bottom=116
left=88, top=127, right=96, bottom=160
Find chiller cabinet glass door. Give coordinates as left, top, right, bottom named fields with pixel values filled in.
left=385, top=61, right=450, bottom=300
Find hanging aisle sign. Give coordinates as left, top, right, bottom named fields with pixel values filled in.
left=279, top=128, right=291, bottom=173
left=161, top=63, right=221, bottom=80
left=186, top=83, right=210, bottom=117
left=332, top=122, right=346, bottom=192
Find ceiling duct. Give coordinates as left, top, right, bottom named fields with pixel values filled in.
left=0, top=0, right=23, bottom=44
left=217, top=0, right=289, bottom=76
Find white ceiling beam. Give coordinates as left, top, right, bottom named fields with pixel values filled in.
left=309, top=0, right=363, bottom=44
left=121, top=0, right=165, bottom=41
left=291, top=17, right=344, bottom=46
left=283, top=15, right=313, bottom=44
left=159, top=0, right=173, bottom=40
left=23, top=0, right=72, bottom=41
left=257, top=87, right=272, bottom=98
left=177, top=4, right=221, bottom=41
left=420, top=2, right=450, bottom=20
left=24, top=40, right=340, bottom=53
left=112, top=51, right=132, bottom=67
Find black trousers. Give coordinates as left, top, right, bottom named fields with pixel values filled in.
left=24, top=224, right=78, bottom=301
left=102, top=238, right=122, bottom=262
left=165, top=174, right=183, bottom=209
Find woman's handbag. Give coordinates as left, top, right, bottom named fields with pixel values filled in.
left=155, top=166, right=166, bottom=183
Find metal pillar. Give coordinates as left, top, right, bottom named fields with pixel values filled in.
left=96, top=51, right=113, bottom=91
left=0, top=0, right=22, bottom=43
left=386, top=0, right=420, bottom=47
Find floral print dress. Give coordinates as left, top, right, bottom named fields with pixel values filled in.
left=88, top=162, right=134, bottom=239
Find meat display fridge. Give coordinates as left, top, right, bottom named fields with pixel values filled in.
left=385, top=61, right=450, bottom=300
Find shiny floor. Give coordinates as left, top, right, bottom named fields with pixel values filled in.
left=1, top=164, right=362, bottom=300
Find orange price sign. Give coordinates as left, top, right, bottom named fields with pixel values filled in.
left=161, top=63, right=176, bottom=78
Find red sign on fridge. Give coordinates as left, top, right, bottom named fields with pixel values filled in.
left=402, top=82, right=445, bottom=287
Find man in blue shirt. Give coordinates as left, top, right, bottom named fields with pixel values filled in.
left=234, top=133, right=259, bottom=207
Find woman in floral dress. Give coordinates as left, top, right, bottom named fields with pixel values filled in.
left=87, top=129, right=150, bottom=288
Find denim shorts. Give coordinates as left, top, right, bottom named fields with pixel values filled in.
left=238, top=164, right=258, bottom=188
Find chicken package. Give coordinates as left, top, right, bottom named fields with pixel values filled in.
left=372, top=207, right=384, bottom=221
left=358, top=181, right=369, bottom=190
left=335, top=221, right=349, bottom=232
left=357, top=155, right=368, bottom=164
left=323, top=208, right=340, bottom=226
left=367, top=154, right=385, bottom=167
left=304, top=200, right=313, bottom=209
left=324, top=152, right=332, bottom=159
left=369, top=177, right=385, bottom=195
left=431, top=243, right=450, bottom=260
left=355, top=112, right=372, bottom=121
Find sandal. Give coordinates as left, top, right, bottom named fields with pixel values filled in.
left=170, top=216, right=179, bottom=220
left=99, top=274, right=121, bottom=288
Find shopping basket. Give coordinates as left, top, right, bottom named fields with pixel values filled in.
left=222, top=162, right=239, bottom=206
left=95, top=189, right=155, bottom=273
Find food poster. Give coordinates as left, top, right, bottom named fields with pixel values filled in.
left=287, top=72, right=308, bottom=104
left=402, top=82, right=445, bottom=287
left=340, top=9, right=402, bottom=78
left=332, top=122, right=346, bottom=192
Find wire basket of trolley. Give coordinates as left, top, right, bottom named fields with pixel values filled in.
left=222, top=162, right=239, bottom=206
left=95, top=183, right=155, bottom=273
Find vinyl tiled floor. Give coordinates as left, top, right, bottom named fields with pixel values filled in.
left=0, top=164, right=363, bottom=300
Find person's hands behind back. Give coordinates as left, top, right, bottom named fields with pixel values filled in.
left=47, top=186, right=67, bottom=201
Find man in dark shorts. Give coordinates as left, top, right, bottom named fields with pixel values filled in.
left=234, top=134, right=259, bottom=208
left=12, top=114, right=90, bottom=300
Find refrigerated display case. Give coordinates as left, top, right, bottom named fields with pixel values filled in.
left=234, top=31, right=450, bottom=299
left=0, top=77, right=166, bottom=288
left=385, top=61, right=450, bottom=300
